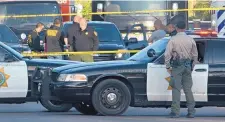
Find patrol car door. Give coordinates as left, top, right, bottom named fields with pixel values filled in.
left=146, top=54, right=208, bottom=102
left=124, top=24, right=148, bottom=52
left=0, top=46, right=28, bottom=98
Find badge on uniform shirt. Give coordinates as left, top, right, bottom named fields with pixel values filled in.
left=85, top=32, right=88, bottom=35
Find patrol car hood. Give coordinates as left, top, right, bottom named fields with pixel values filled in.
left=25, top=59, right=83, bottom=67
left=3, top=42, right=31, bottom=53
left=53, top=60, right=140, bottom=73
left=98, top=43, right=125, bottom=50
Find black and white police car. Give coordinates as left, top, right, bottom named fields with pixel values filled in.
left=46, top=30, right=225, bottom=116
left=0, top=41, right=82, bottom=112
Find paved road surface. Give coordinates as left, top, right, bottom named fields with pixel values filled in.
left=0, top=103, right=224, bottom=122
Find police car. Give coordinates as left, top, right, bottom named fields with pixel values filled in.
left=47, top=31, right=225, bottom=116
left=0, top=41, right=82, bottom=112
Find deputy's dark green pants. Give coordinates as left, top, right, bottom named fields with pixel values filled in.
left=69, top=54, right=93, bottom=62
left=170, top=65, right=196, bottom=115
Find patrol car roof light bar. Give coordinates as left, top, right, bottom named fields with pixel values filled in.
left=194, top=30, right=218, bottom=37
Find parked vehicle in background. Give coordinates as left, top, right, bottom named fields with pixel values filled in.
left=91, top=0, right=188, bottom=51
left=63, top=21, right=131, bottom=61
left=0, top=0, right=79, bottom=47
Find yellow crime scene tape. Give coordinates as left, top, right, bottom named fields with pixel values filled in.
left=0, top=7, right=225, bottom=18
left=22, top=50, right=140, bottom=57
left=9, top=7, right=223, bottom=57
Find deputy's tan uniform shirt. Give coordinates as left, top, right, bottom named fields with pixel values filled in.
left=164, top=32, right=198, bottom=68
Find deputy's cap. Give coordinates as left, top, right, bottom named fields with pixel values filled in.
left=175, top=21, right=186, bottom=29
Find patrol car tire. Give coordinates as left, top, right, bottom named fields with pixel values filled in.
left=74, top=102, right=98, bottom=115
left=40, top=98, right=73, bottom=112
left=40, top=85, right=72, bottom=112
left=92, top=79, right=131, bottom=116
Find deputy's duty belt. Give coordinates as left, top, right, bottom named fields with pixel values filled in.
left=171, top=59, right=192, bottom=67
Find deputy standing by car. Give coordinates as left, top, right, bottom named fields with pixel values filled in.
left=164, top=21, right=198, bottom=118
left=27, top=22, right=44, bottom=52
left=44, top=18, right=64, bottom=59
left=70, top=18, right=99, bottom=62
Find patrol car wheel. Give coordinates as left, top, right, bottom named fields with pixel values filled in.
left=92, top=79, right=131, bottom=116
left=40, top=98, right=73, bottom=112
left=74, top=102, right=98, bottom=115
left=40, top=85, right=72, bottom=112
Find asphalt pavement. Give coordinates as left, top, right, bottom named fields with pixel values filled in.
left=0, top=103, right=224, bottom=122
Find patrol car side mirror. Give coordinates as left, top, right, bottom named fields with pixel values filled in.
left=147, top=49, right=156, bottom=57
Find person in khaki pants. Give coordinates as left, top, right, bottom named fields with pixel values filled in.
left=164, top=21, right=198, bottom=118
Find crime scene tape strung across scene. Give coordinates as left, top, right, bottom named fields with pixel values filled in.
left=0, top=7, right=225, bottom=18
left=22, top=50, right=140, bottom=57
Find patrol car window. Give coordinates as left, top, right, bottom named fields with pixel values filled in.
left=212, top=41, right=225, bottom=64
left=88, top=24, right=122, bottom=42
left=0, top=46, right=17, bottom=62
left=0, top=24, right=20, bottom=43
left=128, top=38, right=169, bottom=62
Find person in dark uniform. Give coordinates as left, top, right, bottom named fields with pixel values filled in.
left=66, top=16, right=99, bottom=62
left=65, top=15, right=81, bottom=50
left=71, top=18, right=99, bottom=62
left=44, top=18, right=64, bottom=59
left=27, top=22, right=44, bottom=52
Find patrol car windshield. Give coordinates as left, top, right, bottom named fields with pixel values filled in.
left=0, top=24, right=20, bottom=43
left=0, top=2, right=60, bottom=28
left=128, top=38, right=169, bottom=62
left=88, top=24, right=122, bottom=42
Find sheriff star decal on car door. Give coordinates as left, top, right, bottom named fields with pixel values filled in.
left=0, top=67, right=10, bottom=88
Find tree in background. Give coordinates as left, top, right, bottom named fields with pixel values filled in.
left=75, top=0, right=92, bottom=20
left=189, top=0, right=211, bottom=21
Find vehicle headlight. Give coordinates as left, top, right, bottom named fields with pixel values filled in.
left=23, top=50, right=32, bottom=53
left=57, top=74, right=87, bottom=82
left=116, top=53, right=123, bottom=58
left=115, top=49, right=130, bottom=59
